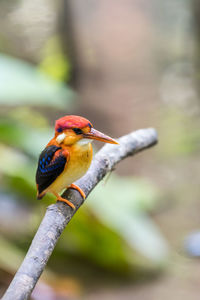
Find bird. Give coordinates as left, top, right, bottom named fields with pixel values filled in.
left=36, top=115, right=118, bottom=209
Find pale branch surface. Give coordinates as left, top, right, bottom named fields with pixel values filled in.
left=2, top=128, right=158, bottom=300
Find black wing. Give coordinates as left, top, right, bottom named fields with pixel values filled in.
left=36, top=145, right=67, bottom=197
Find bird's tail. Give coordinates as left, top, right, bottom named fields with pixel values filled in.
left=36, top=184, right=45, bottom=200
left=37, top=193, right=44, bottom=200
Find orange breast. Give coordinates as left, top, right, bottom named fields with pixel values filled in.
left=46, top=142, right=93, bottom=194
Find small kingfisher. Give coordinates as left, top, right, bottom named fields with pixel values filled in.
left=36, top=115, right=118, bottom=209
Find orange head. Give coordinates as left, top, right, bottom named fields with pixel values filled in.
left=54, top=115, right=118, bottom=146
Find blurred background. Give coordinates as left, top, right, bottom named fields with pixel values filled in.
left=1, top=0, right=200, bottom=299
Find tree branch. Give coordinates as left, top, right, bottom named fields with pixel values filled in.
left=2, top=128, right=158, bottom=300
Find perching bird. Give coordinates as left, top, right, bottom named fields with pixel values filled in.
left=36, top=115, right=118, bottom=209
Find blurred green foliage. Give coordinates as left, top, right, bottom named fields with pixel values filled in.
left=0, top=54, right=74, bottom=108
left=0, top=54, right=168, bottom=296
left=39, top=36, right=71, bottom=82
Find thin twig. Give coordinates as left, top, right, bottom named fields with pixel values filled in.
left=2, top=128, right=158, bottom=300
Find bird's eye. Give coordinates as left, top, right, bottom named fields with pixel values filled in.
left=57, top=127, right=63, bottom=133
left=73, top=128, right=83, bottom=135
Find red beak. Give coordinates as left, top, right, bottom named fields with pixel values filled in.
left=84, top=128, right=119, bottom=144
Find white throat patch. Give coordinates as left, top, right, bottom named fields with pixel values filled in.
left=56, top=132, right=66, bottom=144
left=77, top=138, right=93, bottom=146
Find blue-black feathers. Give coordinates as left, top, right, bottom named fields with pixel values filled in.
left=36, top=145, right=67, bottom=197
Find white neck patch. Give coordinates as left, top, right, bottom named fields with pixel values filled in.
left=56, top=132, right=66, bottom=144
left=77, top=138, right=93, bottom=146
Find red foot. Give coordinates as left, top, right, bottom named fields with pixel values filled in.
left=69, top=184, right=86, bottom=199
left=53, top=192, right=75, bottom=210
